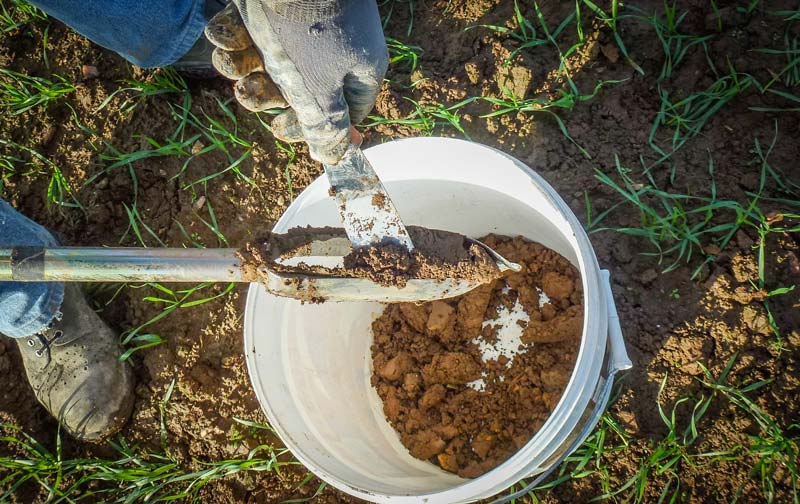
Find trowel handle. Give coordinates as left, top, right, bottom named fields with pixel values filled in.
left=0, top=247, right=254, bottom=283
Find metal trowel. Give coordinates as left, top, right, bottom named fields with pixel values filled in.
left=323, top=143, right=415, bottom=251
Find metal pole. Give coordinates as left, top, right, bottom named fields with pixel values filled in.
left=0, top=247, right=254, bottom=283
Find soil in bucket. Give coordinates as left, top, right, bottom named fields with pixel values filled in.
left=371, top=235, right=583, bottom=478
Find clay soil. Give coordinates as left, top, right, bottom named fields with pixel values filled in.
left=371, top=235, right=582, bottom=478
left=1, top=0, right=799, bottom=503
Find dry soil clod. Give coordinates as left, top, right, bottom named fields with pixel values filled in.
left=371, top=235, right=583, bottom=478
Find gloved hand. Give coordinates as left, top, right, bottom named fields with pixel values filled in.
left=205, top=0, right=388, bottom=165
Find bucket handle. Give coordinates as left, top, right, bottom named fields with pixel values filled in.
left=489, top=270, right=632, bottom=504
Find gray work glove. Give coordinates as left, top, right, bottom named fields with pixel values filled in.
left=205, top=0, right=388, bottom=165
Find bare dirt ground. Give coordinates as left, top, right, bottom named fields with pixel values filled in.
left=1, top=0, right=799, bottom=502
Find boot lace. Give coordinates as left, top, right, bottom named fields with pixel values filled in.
left=26, top=311, right=65, bottom=362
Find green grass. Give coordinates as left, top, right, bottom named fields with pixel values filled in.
left=636, top=3, right=713, bottom=83
left=474, top=0, right=587, bottom=93
left=380, top=0, right=415, bottom=36
left=580, top=0, right=643, bottom=74
left=0, top=138, right=83, bottom=212
left=589, top=149, right=766, bottom=277
left=755, top=26, right=800, bottom=90
left=480, top=78, right=623, bottom=159
left=750, top=88, right=800, bottom=113
left=471, top=0, right=550, bottom=66
left=365, top=96, right=474, bottom=137
left=96, top=68, right=189, bottom=116
left=82, top=94, right=256, bottom=193
left=750, top=209, right=799, bottom=347
left=119, top=282, right=236, bottom=361
left=0, top=372, right=321, bottom=502
left=590, top=124, right=799, bottom=349
left=386, top=36, right=422, bottom=74
left=699, top=356, right=800, bottom=503
left=274, top=140, right=297, bottom=200
left=0, top=414, right=305, bottom=502
left=0, top=68, right=75, bottom=114
left=649, top=68, right=755, bottom=164
left=0, top=0, right=45, bottom=33
left=0, top=148, right=20, bottom=197
left=602, top=376, right=725, bottom=502
left=112, top=165, right=236, bottom=360
left=498, top=359, right=798, bottom=503
left=169, top=96, right=256, bottom=190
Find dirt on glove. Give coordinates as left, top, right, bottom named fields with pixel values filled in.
left=239, top=226, right=503, bottom=291
left=371, top=235, right=583, bottom=478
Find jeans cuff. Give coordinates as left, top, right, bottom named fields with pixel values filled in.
left=3, top=283, right=65, bottom=339
left=142, top=1, right=208, bottom=68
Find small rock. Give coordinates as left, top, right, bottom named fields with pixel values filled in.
left=378, top=352, right=415, bottom=381
left=616, top=409, right=639, bottom=433
left=42, top=125, right=58, bottom=145
left=191, top=140, right=205, bottom=155
left=81, top=64, right=99, bottom=80
left=742, top=305, right=771, bottom=336
left=766, top=211, right=783, bottom=224
left=704, top=244, right=721, bottom=256
left=403, top=372, right=421, bottom=393
left=427, top=301, right=455, bottom=333
left=419, top=384, right=446, bottom=410
left=464, top=62, right=481, bottom=85
left=636, top=268, right=658, bottom=285
left=437, top=452, right=459, bottom=473
left=471, top=432, right=495, bottom=459
left=600, top=43, right=620, bottom=63
left=193, top=195, right=206, bottom=211
left=159, top=169, right=168, bottom=177
left=611, top=240, right=633, bottom=264
left=787, top=330, right=800, bottom=348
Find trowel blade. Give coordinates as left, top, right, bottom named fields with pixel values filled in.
left=261, top=269, right=481, bottom=303
left=323, top=145, right=415, bottom=251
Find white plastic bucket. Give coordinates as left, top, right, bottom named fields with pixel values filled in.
left=244, top=137, right=632, bottom=503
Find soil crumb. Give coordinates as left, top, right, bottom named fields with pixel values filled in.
left=371, top=235, right=583, bottom=478
left=240, top=226, right=503, bottom=289
left=371, top=192, right=387, bottom=209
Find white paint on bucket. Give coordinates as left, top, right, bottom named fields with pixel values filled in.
left=474, top=292, right=530, bottom=367
left=466, top=371, right=488, bottom=392
left=243, top=137, right=632, bottom=504
left=538, top=287, right=551, bottom=308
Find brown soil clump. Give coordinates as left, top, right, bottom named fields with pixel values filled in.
left=371, top=235, right=583, bottom=478
left=240, top=225, right=503, bottom=291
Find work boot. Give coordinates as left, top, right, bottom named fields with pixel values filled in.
left=16, top=284, right=134, bottom=441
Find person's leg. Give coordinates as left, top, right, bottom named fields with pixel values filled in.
left=0, top=200, right=134, bottom=440
left=27, top=0, right=223, bottom=68
left=0, top=199, right=64, bottom=339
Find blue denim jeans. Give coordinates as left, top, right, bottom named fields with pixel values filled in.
left=0, top=200, right=64, bottom=339
left=29, top=0, right=212, bottom=68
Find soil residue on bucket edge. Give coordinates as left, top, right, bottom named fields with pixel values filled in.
left=371, top=235, right=582, bottom=478
left=239, top=226, right=502, bottom=289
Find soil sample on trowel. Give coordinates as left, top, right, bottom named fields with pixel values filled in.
left=241, top=226, right=503, bottom=289
left=371, top=235, right=583, bottom=478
